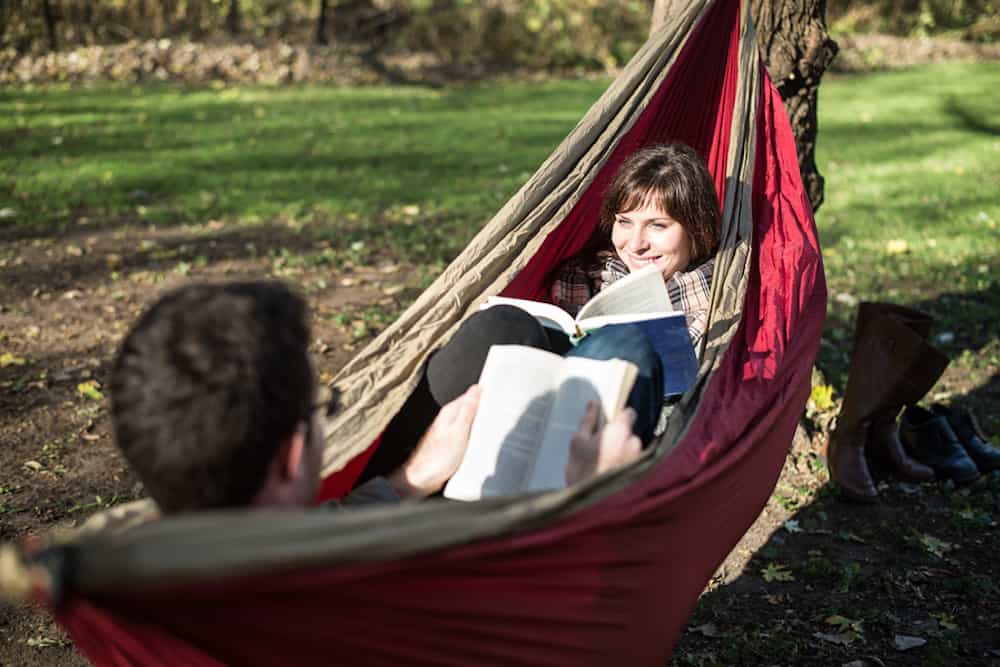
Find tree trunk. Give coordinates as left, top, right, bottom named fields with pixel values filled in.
left=226, top=0, right=241, bottom=36
left=316, top=0, right=330, bottom=45
left=750, top=0, right=838, bottom=212
left=649, top=0, right=837, bottom=212
left=41, top=0, right=58, bottom=51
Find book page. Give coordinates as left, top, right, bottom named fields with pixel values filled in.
left=576, top=264, right=672, bottom=321
left=524, top=356, right=638, bottom=492
left=443, top=345, right=565, bottom=501
left=480, top=296, right=576, bottom=335
left=577, top=310, right=682, bottom=330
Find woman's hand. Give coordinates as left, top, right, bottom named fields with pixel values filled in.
left=566, top=402, right=642, bottom=485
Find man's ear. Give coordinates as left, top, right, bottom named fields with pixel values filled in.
left=275, top=423, right=308, bottom=482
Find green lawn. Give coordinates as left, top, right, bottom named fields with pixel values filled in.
left=2, top=63, right=998, bottom=415
left=1, top=81, right=599, bottom=263
left=816, top=63, right=999, bottom=397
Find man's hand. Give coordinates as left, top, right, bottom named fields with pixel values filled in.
left=565, top=402, right=642, bottom=486
left=388, top=384, right=482, bottom=499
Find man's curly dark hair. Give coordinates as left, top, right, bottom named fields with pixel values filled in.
left=110, top=281, right=314, bottom=513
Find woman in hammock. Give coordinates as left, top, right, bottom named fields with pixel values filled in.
left=360, top=143, right=720, bottom=484
left=550, top=142, right=720, bottom=353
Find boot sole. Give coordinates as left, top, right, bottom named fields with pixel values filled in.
left=835, top=483, right=879, bottom=504
left=943, top=469, right=981, bottom=486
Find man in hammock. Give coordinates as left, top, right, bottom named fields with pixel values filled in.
left=109, top=280, right=642, bottom=514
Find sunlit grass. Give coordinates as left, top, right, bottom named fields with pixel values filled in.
left=2, top=63, right=997, bottom=404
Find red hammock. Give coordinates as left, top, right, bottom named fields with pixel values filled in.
left=44, top=1, right=824, bottom=664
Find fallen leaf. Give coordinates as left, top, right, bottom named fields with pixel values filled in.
left=23, top=460, right=43, bottom=471
left=26, top=636, right=62, bottom=648
left=931, top=612, right=958, bottom=631
left=894, top=635, right=927, bottom=651
left=814, top=631, right=855, bottom=646
left=825, top=615, right=864, bottom=634
left=0, top=352, right=26, bottom=367
left=783, top=519, right=803, bottom=534
left=77, top=380, right=104, bottom=401
left=837, top=530, right=869, bottom=544
left=761, top=562, right=795, bottom=582
left=689, top=623, right=724, bottom=638
left=916, top=533, right=953, bottom=558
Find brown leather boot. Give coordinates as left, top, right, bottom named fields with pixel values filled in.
left=827, top=303, right=948, bottom=502
left=867, top=412, right=934, bottom=483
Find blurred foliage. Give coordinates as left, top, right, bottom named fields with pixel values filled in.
left=393, top=0, right=649, bottom=69
left=3, top=1, right=995, bottom=71
left=828, top=0, right=999, bottom=41
left=0, top=0, right=651, bottom=69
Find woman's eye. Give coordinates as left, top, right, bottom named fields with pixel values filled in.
left=615, top=218, right=632, bottom=228
left=650, top=223, right=667, bottom=231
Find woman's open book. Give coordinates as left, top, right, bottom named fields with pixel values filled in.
left=481, top=264, right=698, bottom=396
left=443, top=345, right=637, bottom=500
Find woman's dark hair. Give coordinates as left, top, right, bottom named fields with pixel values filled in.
left=110, top=281, right=314, bottom=514
left=592, top=143, right=721, bottom=268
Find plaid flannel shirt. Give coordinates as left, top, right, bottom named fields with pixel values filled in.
left=550, top=254, right=715, bottom=351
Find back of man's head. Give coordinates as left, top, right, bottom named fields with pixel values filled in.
left=110, top=281, right=313, bottom=514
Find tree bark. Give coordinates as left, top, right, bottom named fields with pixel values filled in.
left=750, top=0, right=837, bottom=212
left=226, top=0, right=241, bottom=36
left=316, top=0, right=330, bottom=45
left=41, top=0, right=58, bottom=51
left=649, top=0, right=837, bottom=212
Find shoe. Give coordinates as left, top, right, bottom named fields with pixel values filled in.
left=900, top=406, right=980, bottom=485
left=931, top=404, right=1000, bottom=473
left=826, top=303, right=948, bottom=502
left=866, top=413, right=935, bottom=484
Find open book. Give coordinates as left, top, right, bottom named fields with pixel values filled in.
left=443, top=345, right=637, bottom=501
left=482, top=264, right=698, bottom=396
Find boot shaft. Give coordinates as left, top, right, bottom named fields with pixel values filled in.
left=839, top=303, right=949, bottom=428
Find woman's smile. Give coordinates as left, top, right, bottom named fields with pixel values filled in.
left=611, top=200, right=692, bottom=280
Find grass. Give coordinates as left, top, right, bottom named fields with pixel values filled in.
left=1, top=61, right=999, bottom=667
left=816, top=63, right=1000, bottom=398
left=1, top=81, right=598, bottom=264
left=4, top=62, right=998, bottom=417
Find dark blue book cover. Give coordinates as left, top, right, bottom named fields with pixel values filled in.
left=601, top=314, right=698, bottom=397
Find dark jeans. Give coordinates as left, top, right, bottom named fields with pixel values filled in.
left=358, top=306, right=664, bottom=484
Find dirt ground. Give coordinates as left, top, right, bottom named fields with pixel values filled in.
left=1, top=217, right=997, bottom=666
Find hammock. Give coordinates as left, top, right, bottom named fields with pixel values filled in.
left=3, top=0, right=825, bottom=664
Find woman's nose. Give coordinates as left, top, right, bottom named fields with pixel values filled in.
left=628, top=230, right=648, bottom=252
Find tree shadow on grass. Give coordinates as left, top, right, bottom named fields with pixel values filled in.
left=0, top=222, right=322, bottom=301
left=942, top=95, right=1000, bottom=136
left=1, top=82, right=593, bottom=241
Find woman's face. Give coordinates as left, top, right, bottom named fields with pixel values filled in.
left=611, top=199, right=692, bottom=280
